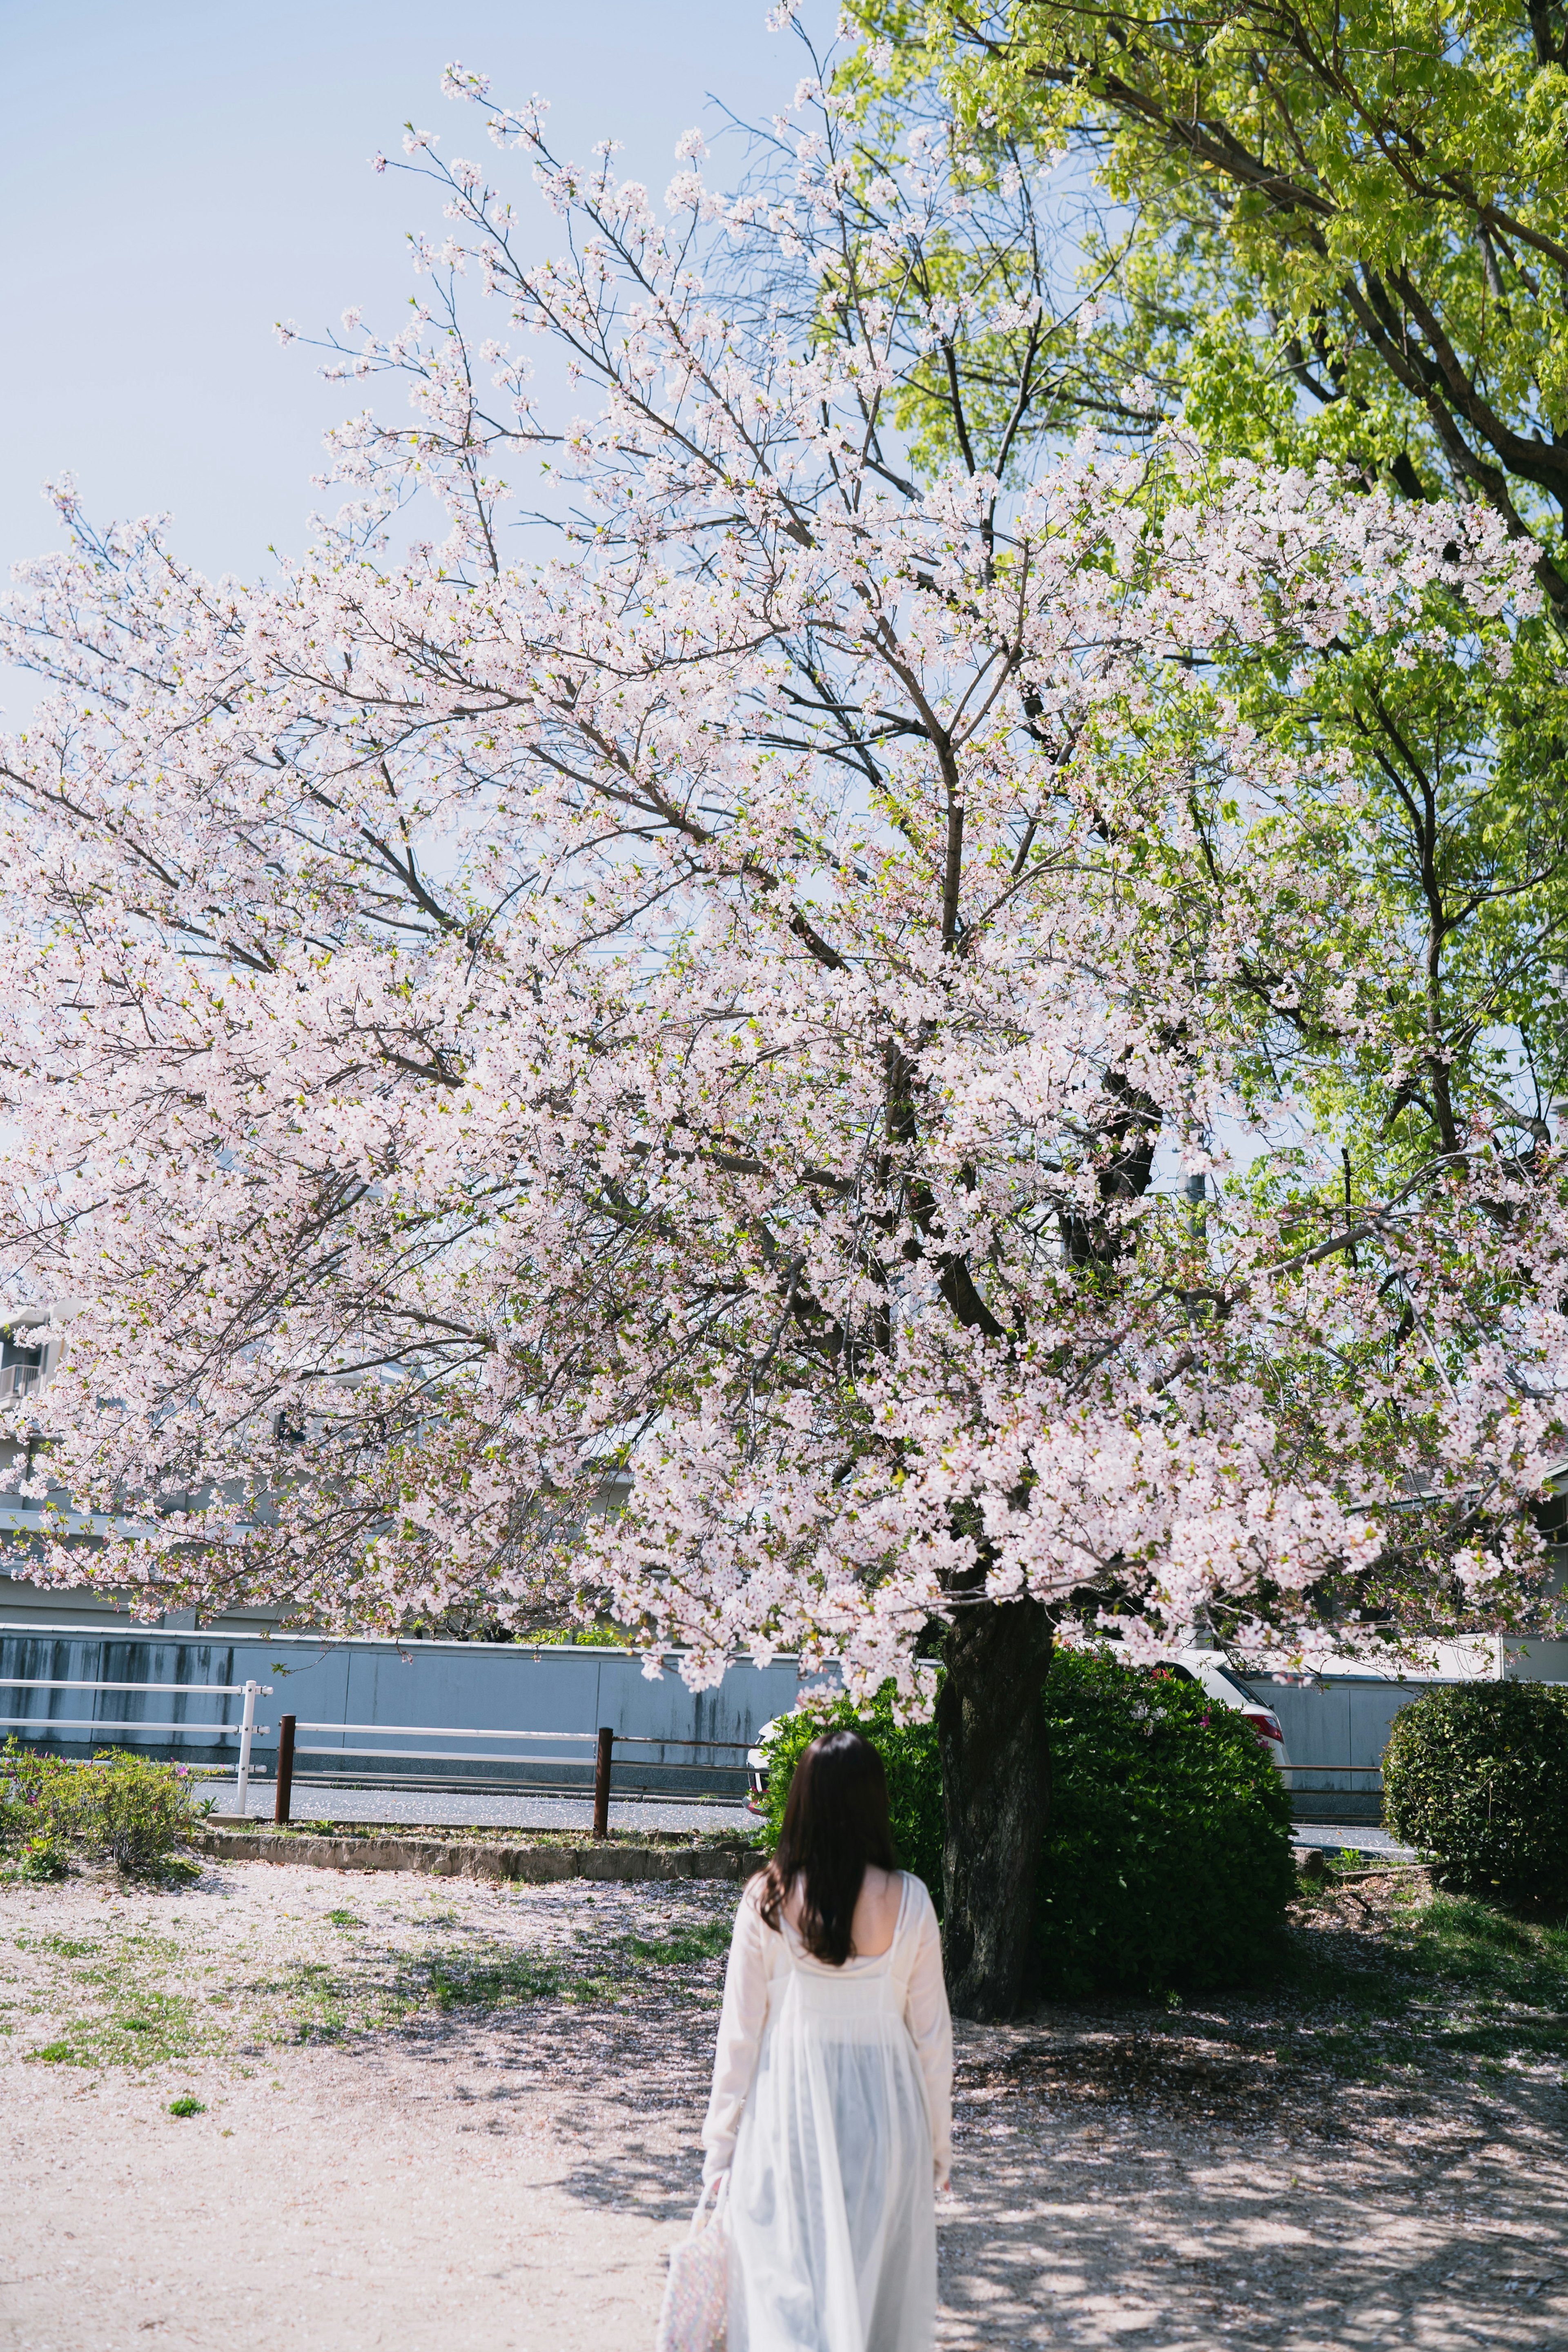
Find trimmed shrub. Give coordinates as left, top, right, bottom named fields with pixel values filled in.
left=0, top=1741, right=203, bottom=1874
left=1036, top=1650, right=1295, bottom=1996
left=756, top=1649, right=1296, bottom=1995
left=1382, top=1681, right=1568, bottom=1916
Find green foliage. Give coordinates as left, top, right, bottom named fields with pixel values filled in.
left=1382, top=1681, right=1568, bottom=1914
left=757, top=1651, right=1295, bottom=1991
left=1037, top=1650, right=1296, bottom=1995
left=859, top=0, right=1568, bottom=601
left=167, top=2095, right=207, bottom=2118
left=757, top=1685, right=945, bottom=1899
left=848, top=2, right=1568, bottom=1228
left=13, top=1835, right=69, bottom=1883
left=0, top=1740, right=203, bottom=1875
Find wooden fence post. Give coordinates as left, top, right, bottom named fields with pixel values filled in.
left=592, top=1725, right=614, bottom=1839
left=274, top=1715, right=296, bottom=1826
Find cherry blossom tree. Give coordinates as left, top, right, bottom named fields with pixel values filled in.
left=1, top=59, right=1564, bottom=2011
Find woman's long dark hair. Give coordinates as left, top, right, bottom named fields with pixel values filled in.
left=758, top=1729, right=895, bottom=1965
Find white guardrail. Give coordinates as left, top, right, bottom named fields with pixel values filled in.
left=1, top=1676, right=273, bottom=1808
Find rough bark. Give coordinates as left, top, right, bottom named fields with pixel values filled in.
left=935, top=1597, right=1054, bottom=2019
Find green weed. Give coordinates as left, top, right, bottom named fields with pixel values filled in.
left=425, top=1949, right=564, bottom=2011
left=625, top=1922, right=732, bottom=1968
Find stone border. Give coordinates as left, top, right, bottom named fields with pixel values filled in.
left=190, top=1826, right=766, bottom=1884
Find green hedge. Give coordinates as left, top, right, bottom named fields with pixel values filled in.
left=1382, top=1682, right=1568, bottom=1916
left=1036, top=1650, right=1295, bottom=1995
left=0, top=1742, right=205, bottom=1876
left=758, top=1649, right=1296, bottom=1995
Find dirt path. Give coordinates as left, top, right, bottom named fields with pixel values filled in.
left=3, top=1860, right=1564, bottom=2349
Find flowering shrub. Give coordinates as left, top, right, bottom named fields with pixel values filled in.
left=759, top=1650, right=1294, bottom=1991
left=1383, top=1683, right=1568, bottom=1916
left=0, top=1741, right=203, bottom=1874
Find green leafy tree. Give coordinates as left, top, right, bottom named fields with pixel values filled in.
left=857, top=0, right=1568, bottom=616
left=844, top=4, right=1568, bottom=1179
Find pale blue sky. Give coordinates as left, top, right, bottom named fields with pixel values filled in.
left=1, top=1, right=825, bottom=592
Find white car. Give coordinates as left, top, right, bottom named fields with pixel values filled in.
left=1158, top=1649, right=1291, bottom=1771
left=746, top=1718, right=782, bottom=1816
left=744, top=1652, right=1289, bottom=1815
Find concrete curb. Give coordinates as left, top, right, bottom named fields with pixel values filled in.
left=189, top=1826, right=767, bottom=1884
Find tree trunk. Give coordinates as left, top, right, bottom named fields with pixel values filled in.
left=935, top=1597, right=1053, bottom=2020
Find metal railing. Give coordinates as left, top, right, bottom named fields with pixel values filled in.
left=267, top=1717, right=748, bottom=1833
left=0, top=1676, right=273, bottom=1809
left=2, top=1674, right=748, bottom=1836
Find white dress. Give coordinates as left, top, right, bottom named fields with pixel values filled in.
left=700, top=1871, right=953, bottom=2352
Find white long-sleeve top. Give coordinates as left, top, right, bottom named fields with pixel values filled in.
left=701, top=1870, right=953, bottom=2187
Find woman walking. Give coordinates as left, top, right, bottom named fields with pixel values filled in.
left=700, top=1728, right=953, bottom=2352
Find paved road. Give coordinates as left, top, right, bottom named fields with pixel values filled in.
left=203, top=1778, right=1414, bottom=1858
left=1290, top=1821, right=1416, bottom=1859
left=209, top=1781, right=757, bottom=1835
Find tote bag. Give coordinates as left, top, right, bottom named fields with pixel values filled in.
left=655, top=2174, right=729, bottom=2352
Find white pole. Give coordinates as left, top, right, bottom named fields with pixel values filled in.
left=236, top=1680, right=258, bottom=1815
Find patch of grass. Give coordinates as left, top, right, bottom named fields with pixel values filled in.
left=404, top=1911, right=731, bottom=2019
left=68, top=1991, right=196, bottom=2067
left=425, top=1948, right=565, bottom=2011
left=10, top=1870, right=741, bottom=2059
left=1276, top=1870, right=1568, bottom=2083
left=1402, top=1889, right=1568, bottom=1996
left=625, top=1922, right=733, bottom=1968
left=282, top=1958, right=357, bottom=2042
left=167, top=2095, right=206, bottom=2118
left=29, top=2039, right=76, bottom=2064
left=20, top=1929, right=203, bottom=2069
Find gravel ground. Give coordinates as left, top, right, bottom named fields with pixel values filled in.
left=2, top=1860, right=1564, bottom=2350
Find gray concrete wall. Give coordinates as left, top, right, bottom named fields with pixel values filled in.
left=1250, top=1643, right=1568, bottom=1821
